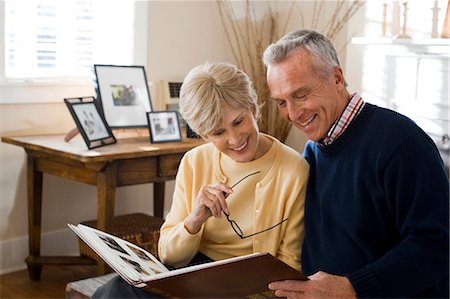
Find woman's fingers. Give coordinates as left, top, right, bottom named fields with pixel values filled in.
left=199, top=184, right=233, bottom=218
left=211, top=183, right=233, bottom=215
left=200, top=188, right=221, bottom=218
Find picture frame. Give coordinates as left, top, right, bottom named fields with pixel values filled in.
left=93, top=64, right=153, bottom=128
left=146, top=111, right=182, bottom=143
left=64, top=97, right=116, bottom=149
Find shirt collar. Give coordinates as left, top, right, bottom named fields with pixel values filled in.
left=320, top=93, right=365, bottom=146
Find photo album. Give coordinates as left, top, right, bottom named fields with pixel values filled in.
left=69, top=223, right=307, bottom=298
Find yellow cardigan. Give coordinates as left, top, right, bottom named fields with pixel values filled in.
left=158, top=134, right=309, bottom=271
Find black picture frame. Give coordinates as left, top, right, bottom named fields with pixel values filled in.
left=64, top=97, right=116, bottom=149
left=93, top=64, right=153, bottom=128
left=146, top=111, right=182, bottom=143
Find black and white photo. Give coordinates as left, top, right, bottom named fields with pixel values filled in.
left=146, top=111, right=182, bottom=143
left=64, top=96, right=116, bottom=149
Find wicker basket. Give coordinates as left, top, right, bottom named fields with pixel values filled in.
left=79, top=213, right=164, bottom=261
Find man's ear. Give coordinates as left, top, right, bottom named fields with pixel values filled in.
left=333, top=66, right=345, bottom=88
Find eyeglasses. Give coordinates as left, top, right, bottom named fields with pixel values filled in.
left=223, top=171, right=289, bottom=239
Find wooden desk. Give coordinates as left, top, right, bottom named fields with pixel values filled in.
left=1, top=134, right=203, bottom=280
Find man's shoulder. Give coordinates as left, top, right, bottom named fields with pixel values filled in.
left=365, top=103, right=417, bottom=130
left=358, top=104, right=437, bottom=158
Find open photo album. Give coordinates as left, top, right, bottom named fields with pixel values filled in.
left=69, top=223, right=306, bottom=297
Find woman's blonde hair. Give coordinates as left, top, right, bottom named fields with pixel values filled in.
left=179, top=62, right=260, bottom=138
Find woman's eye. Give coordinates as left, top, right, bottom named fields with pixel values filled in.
left=213, top=130, right=224, bottom=136
left=234, top=119, right=243, bottom=126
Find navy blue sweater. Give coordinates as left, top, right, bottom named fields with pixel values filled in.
left=302, top=103, right=449, bottom=298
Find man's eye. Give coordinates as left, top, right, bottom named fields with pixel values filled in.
left=295, top=93, right=308, bottom=101
left=276, top=100, right=287, bottom=107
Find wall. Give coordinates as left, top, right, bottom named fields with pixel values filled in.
left=345, top=0, right=449, bottom=103
left=345, top=0, right=449, bottom=172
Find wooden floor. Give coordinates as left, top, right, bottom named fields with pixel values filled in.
left=0, top=265, right=97, bottom=299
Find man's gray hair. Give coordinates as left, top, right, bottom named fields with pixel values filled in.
left=263, top=30, right=344, bottom=83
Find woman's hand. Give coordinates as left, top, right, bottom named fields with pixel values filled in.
left=184, top=183, right=233, bottom=234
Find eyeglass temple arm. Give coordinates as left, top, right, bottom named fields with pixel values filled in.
left=230, top=171, right=261, bottom=189
left=222, top=170, right=261, bottom=217
left=240, top=218, right=289, bottom=239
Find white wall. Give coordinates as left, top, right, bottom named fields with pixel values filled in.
left=345, top=0, right=449, bottom=163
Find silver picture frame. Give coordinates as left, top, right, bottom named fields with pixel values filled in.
left=93, top=64, right=153, bottom=128
left=146, top=111, right=182, bottom=143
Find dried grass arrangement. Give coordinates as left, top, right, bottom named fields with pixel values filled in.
left=217, top=0, right=364, bottom=142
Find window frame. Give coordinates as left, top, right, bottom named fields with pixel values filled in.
left=0, top=1, right=148, bottom=104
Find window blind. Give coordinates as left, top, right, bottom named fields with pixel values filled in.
left=4, top=0, right=135, bottom=79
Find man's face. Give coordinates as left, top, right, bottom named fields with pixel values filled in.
left=266, top=50, right=346, bottom=142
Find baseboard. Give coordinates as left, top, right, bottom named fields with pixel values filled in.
left=0, top=228, right=80, bottom=275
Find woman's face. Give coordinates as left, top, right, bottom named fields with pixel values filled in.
left=206, top=106, right=263, bottom=162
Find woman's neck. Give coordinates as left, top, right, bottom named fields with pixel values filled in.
left=254, top=134, right=273, bottom=160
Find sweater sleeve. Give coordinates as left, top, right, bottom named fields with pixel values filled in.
left=275, top=158, right=309, bottom=271
left=157, top=155, right=204, bottom=268
left=347, top=132, right=449, bottom=298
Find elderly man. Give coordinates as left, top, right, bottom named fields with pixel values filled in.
left=263, top=30, right=449, bottom=298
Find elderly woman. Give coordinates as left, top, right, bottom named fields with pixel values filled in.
left=93, top=62, right=309, bottom=298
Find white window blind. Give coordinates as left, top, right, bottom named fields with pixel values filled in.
left=4, top=0, right=137, bottom=80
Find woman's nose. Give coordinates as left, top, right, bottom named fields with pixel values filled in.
left=227, top=129, right=240, bottom=145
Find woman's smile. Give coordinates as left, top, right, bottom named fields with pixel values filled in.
left=231, top=138, right=249, bottom=152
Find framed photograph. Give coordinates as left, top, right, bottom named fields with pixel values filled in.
left=93, top=64, right=153, bottom=128
left=146, top=111, right=182, bottom=143
left=64, top=97, right=116, bottom=149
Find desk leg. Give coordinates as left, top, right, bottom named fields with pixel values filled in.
left=96, top=162, right=117, bottom=275
left=154, top=182, right=165, bottom=218
left=26, top=156, right=43, bottom=281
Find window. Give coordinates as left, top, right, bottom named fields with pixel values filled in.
left=1, top=0, right=148, bottom=103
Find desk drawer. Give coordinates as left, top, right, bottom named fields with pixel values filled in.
left=117, top=158, right=158, bottom=185
left=117, top=154, right=183, bottom=186
left=158, top=154, right=183, bottom=177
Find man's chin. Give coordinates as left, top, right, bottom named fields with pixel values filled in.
left=294, top=125, right=318, bottom=141
left=304, top=132, right=322, bottom=142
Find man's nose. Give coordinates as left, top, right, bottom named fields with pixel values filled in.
left=286, top=102, right=301, bottom=122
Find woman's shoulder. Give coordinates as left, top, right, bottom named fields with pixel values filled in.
left=183, top=142, right=216, bottom=163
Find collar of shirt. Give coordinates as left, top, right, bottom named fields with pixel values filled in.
left=320, top=93, right=365, bottom=146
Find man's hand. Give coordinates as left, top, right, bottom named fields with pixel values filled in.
left=268, top=271, right=357, bottom=299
